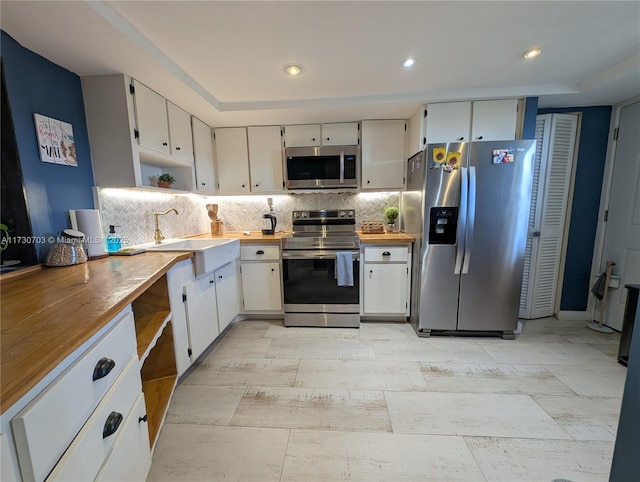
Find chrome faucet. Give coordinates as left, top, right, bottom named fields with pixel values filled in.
left=153, top=208, right=179, bottom=244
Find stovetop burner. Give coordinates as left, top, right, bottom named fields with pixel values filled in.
left=284, top=209, right=359, bottom=250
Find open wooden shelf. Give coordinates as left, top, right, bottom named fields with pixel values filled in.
left=140, top=321, right=177, bottom=448
left=132, top=274, right=171, bottom=360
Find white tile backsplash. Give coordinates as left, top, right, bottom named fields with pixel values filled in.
left=97, top=188, right=399, bottom=246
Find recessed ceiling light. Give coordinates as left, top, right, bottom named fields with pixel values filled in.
left=402, top=58, right=415, bottom=68
left=523, top=48, right=542, bottom=59
left=284, top=64, right=303, bottom=76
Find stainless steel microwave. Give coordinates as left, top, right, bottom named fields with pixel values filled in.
left=285, top=146, right=359, bottom=189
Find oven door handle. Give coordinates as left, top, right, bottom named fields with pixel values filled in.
left=282, top=251, right=359, bottom=261
left=339, top=150, right=345, bottom=184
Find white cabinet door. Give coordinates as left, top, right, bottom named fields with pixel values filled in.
left=425, top=101, right=472, bottom=143
left=167, top=102, right=194, bottom=162
left=166, top=259, right=195, bottom=376
left=471, top=99, right=518, bottom=141
left=132, top=80, right=170, bottom=155
left=240, top=262, right=282, bottom=311
left=214, top=127, right=250, bottom=194
left=184, top=275, right=219, bottom=360
left=215, top=262, right=238, bottom=333
left=192, top=117, right=216, bottom=194
left=284, top=124, right=321, bottom=147
left=321, top=123, right=359, bottom=146
left=247, top=126, right=284, bottom=192
left=363, top=263, right=408, bottom=314
left=361, top=120, right=406, bottom=190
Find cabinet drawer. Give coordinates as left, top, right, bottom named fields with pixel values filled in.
left=12, top=311, right=137, bottom=482
left=95, top=394, right=150, bottom=482
left=364, top=246, right=409, bottom=262
left=240, top=244, right=280, bottom=260
left=46, top=357, right=142, bottom=482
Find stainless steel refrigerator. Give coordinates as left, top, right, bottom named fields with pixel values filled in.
left=401, top=140, right=535, bottom=338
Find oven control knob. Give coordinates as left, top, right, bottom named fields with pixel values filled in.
left=293, top=212, right=300, bottom=219
left=301, top=212, right=309, bottom=218
left=339, top=211, right=346, bottom=217
left=347, top=211, right=354, bottom=217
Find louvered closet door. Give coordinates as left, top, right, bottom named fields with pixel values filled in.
left=520, top=114, right=578, bottom=319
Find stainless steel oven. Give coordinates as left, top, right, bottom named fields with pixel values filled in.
left=282, top=210, right=360, bottom=327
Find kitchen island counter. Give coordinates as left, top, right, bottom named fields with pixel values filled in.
left=0, top=251, right=192, bottom=413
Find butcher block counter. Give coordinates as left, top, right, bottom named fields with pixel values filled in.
left=357, top=231, right=414, bottom=243
left=187, top=230, right=290, bottom=244
left=0, top=251, right=191, bottom=414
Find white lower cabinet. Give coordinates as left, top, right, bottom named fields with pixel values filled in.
left=46, top=358, right=144, bottom=482
left=214, top=262, right=238, bottom=332
left=239, top=245, right=282, bottom=312
left=184, top=274, right=220, bottom=361
left=94, top=394, right=150, bottom=482
left=361, top=245, right=411, bottom=316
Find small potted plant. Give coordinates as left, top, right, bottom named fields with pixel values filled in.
left=156, top=173, right=176, bottom=189
left=385, top=206, right=399, bottom=232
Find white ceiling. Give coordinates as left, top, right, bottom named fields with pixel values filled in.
left=2, top=1, right=639, bottom=127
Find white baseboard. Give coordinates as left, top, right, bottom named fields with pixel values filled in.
left=557, top=310, right=589, bottom=321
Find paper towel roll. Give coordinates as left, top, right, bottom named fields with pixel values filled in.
left=69, top=209, right=107, bottom=258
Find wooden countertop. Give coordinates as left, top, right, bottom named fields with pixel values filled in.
left=357, top=231, right=414, bottom=243
left=0, top=252, right=191, bottom=413
left=186, top=231, right=290, bottom=243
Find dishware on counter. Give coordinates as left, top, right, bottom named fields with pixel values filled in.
left=45, top=229, right=88, bottom=267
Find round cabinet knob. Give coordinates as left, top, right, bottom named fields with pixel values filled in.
left=176, top=146, right=181, bottom=150
left=312, top=137, right=316, bottom=141
left=241, top=184, right=246, bottom=188
left=367, top=180, right=370, bottom=184
left=326, top=137, right=330, bottom=141
left=475, top=136, right=483, bottom=140
left=218, top=275, right=223, bottom=279
left=457, top=137, right=464, bottom=141
left=162, top=142, right=168, bottom=146
left=533, top=231, right=541, bottom=237
left=255, top=184, right=259, bottom=187
left=201, top=182, right=206, bottom=186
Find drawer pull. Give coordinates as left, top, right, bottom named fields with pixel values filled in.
left=92, top=357, right=116, bottom=381
left=103, top=412, right=123, bottom=439
left=382, top=251, right=391, bottom=256
left=138, top=414, right=148, bottom=423
left=256, top=250, right=264, bottom=255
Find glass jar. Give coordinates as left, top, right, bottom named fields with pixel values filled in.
left=45, top=229, right=88, bottom=267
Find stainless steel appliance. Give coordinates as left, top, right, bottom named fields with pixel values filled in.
left=401, top=140, right=536, bottom=338
left=284, top=146, right=359, bottom=189
left=282, top=209, right=360, bottom=327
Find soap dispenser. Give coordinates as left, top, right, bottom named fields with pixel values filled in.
left=106, top=225, right=122, bottom=252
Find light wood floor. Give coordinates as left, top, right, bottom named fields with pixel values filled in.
left=147, top=318, right=624, bottom=481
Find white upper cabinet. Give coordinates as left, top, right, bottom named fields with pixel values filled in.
left=82, top=75, right=195, bottom=191
left=470, top=99, right=519, bottom=141
left=214, top=127, right=251, bottom=194
left=167, top=102, right=194, bottom=162
left=321, top=123, right=359, bottom=146
left=283, top=124, right=321, bottom=147
left=132, top=79, right=171, bottom=156
left=425, top=101, right=472, bottom=143
left=361, top=120, right=406, bottom=190
left=425, top=99, right=520, bottom=144
left=247, top=126, right=284, bottom=193
left=192, top=117, right=216, bottom=194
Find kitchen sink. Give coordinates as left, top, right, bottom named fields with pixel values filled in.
left=146, top=238, right=240, bottom=276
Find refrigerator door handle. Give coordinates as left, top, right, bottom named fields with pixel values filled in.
left=463, top=166, right=477, bottom=274
left=454, top=167, right=468, bottom=274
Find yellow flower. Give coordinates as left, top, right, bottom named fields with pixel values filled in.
left=447, top=151, right=461, bottom=167
left=433, top=147, right=446, bottom=163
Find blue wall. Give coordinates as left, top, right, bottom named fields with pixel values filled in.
left=1, top=31, right=95, bottom=261
left=522, top=97, right=539, bottom=139
left=538, top=106, right=612, bottom=311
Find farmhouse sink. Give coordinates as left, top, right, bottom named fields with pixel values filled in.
left=146, top=238, right=240, bottom=276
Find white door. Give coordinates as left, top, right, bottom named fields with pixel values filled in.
left=215, top=262, right=238, bottom=332
left=284, top=124, right=321, bottom=147
left=471, top=99, right=518, bottom=141
left=600, top=101, right=640, bottom=330
left=321, top=123, right=359, bottom=146
left=192, top=117, right=216, bottom=194
left=425, top=102, right=471, bottom=143
left=167, top=102, right=194, bottom=162
left=240, top=263, right=282, bottom=311
left=214, top=127, right=250, bottom=194
left=132, top=80, right=170, bottom=155
left=184, top=275, right=219, bottom=360
left=520, top=114, right=579, bottom=319
left=363, top=264, right=408, bottom=314
left=361, top=120, right=406, bottom=189
left=247, top=126, right=284, bottom=192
